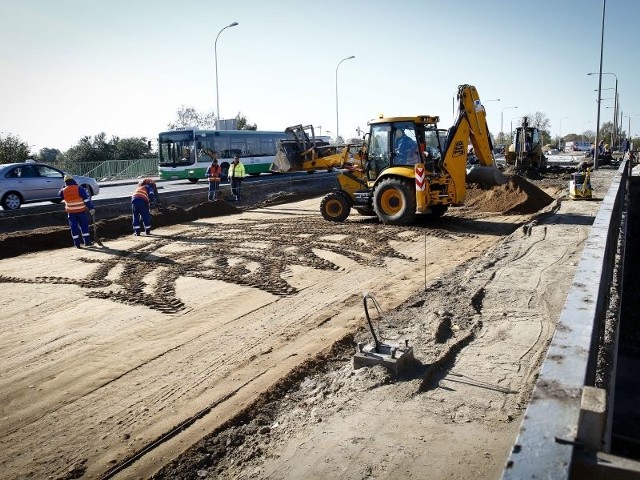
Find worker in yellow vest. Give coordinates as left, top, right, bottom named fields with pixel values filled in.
left=228, top=154, right=246, bottom=201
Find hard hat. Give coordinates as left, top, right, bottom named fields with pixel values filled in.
left=64, top=174, right=74, bottom=182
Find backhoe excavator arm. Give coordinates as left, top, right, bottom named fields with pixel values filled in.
left=440, top=85, right=506, bottom=196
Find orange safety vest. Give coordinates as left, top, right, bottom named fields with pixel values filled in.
left=62, top=185, right=87, bottom=214
left=207, top=164, right=222, bottom=182
left=132, top=185, right=150, bottom=203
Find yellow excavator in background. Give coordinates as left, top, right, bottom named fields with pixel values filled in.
left=271, top=84, right=507, bottom=225
left=504, top=116, right=547, bottom=172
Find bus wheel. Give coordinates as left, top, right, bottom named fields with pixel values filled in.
left=320, top=191, right=351, bottom=222
left=373, top=178, right=416, bottom=225
left=188, top=178, right=198, bottom=184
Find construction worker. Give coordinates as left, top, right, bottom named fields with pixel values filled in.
left=59, top=174, right=95, bottom=248
left=228, top=154, right=246, bottom=201
left=131, top=178, right=156, bottom=236
left=206, top=154, right=222, bottom=201
left=394, top=126, right=418, bottom=165
left=139, top=178, right=159, bottom=206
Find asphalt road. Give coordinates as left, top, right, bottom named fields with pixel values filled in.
left=2, top=170, right=336, bottom=213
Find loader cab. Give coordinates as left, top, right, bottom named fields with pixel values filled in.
left=366, top=120, right=419, bottom=178
left=365, top=117, right=444, bottom=179
left=515, top=126, right=540, bottom=154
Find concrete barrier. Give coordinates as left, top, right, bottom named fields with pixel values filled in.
left=502, top=161, right=630, bottom=479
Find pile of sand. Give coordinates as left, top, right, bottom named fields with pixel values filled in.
left=465, top=175, right=554, bottom=215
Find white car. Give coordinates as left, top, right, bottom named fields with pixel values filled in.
left=0, top=161, right=100, bottom=210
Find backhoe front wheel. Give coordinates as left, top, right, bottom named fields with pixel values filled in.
left=320, top=191, right=351, bottom=222
left=373, top=178, right=416, bottom=225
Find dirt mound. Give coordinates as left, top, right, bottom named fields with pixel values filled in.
left=0, top=201, right=241, bottom=260
left=465, top=175, right=554, bottom=215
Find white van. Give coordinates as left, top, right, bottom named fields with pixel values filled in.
left=564, top=141, right=591, bottom=152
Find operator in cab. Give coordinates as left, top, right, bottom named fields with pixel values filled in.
left=393, top=125, right=419, bottom=165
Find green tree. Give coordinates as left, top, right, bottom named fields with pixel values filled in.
left=598, top=121, right=615, bottom=144
left=114, top=137, right=154, bottom=159
left=37, top=147, right=61, bottom=164
left=564, top=133, right=582, bottom=141
left=167, top=106, right=215, bottom=130
left=61, top=133, right=118, bottom=164
left=0, top=132, right=31, bottom=164
left=524, top=112, right=551, bottom=144
left=235, top=112, right=257, bottom=130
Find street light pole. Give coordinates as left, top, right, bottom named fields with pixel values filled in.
left=587, top=13, right=616, bottom=167
left=501, top=106, right=518, bottom=144
left=214, top=21, right=239, bottom=130
left=335, top=55, right=355, bottom=141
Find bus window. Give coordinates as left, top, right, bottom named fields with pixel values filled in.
left=231, top=139, right=245, bottom=156
left=245, top=138, right=259, bottom=156
left=260, top=138, right=275, bottom=156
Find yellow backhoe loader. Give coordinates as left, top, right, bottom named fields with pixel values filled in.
left=271, top=84, right=507, bottom=225
left=504, top=116, right=547, bottom=172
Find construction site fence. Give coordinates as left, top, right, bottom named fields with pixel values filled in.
left=57, top=158, right=159, bottom=180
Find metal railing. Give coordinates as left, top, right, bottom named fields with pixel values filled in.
left=59, top=158, right=159, bottom=180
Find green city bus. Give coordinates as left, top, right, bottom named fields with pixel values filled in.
left=158, top=128, right=288, bottom=182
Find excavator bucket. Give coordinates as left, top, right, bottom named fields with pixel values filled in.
left=271, top=142, right=295, bottom=173
left=272, top=124, right=352, bottom=173
left=271, top=124, right=325, bottom=173
left=466, top=165, right=508, bottom=186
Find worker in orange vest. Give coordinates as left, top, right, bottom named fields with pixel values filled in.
left=206, top=154, right=222, bottom=201
left=59, top=175, right=95, bottom=248
left=131, top=179, right=156, bottom=235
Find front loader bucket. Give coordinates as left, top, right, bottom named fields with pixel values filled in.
left=271, top=140, right=305, bottom=173
left=466, top=165, right=508, bottom=186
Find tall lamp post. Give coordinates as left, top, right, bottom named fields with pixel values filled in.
left=214, top=21, right=239, bottom=129
left=588, top=16, right=617, bottom=165
left=501, top=106, right=518, bottom=144
left=335, top=55, right=355, bottom=141
left=589, top=72, right=618, bottom=147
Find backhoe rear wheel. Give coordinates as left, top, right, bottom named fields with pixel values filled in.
left=320, top=191, right=351, bottom=222
left=373, top=178, right=416, bottom=225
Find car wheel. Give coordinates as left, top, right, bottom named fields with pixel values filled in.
left=188, top=178, right=199, bottom=184
left=2, top=192, right=23, bottom=210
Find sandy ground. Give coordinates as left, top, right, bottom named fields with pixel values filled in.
left=0, top=170, right=616, bottom=480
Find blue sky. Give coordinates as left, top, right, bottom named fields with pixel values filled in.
left=1, top=0, right=638, bottom=152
